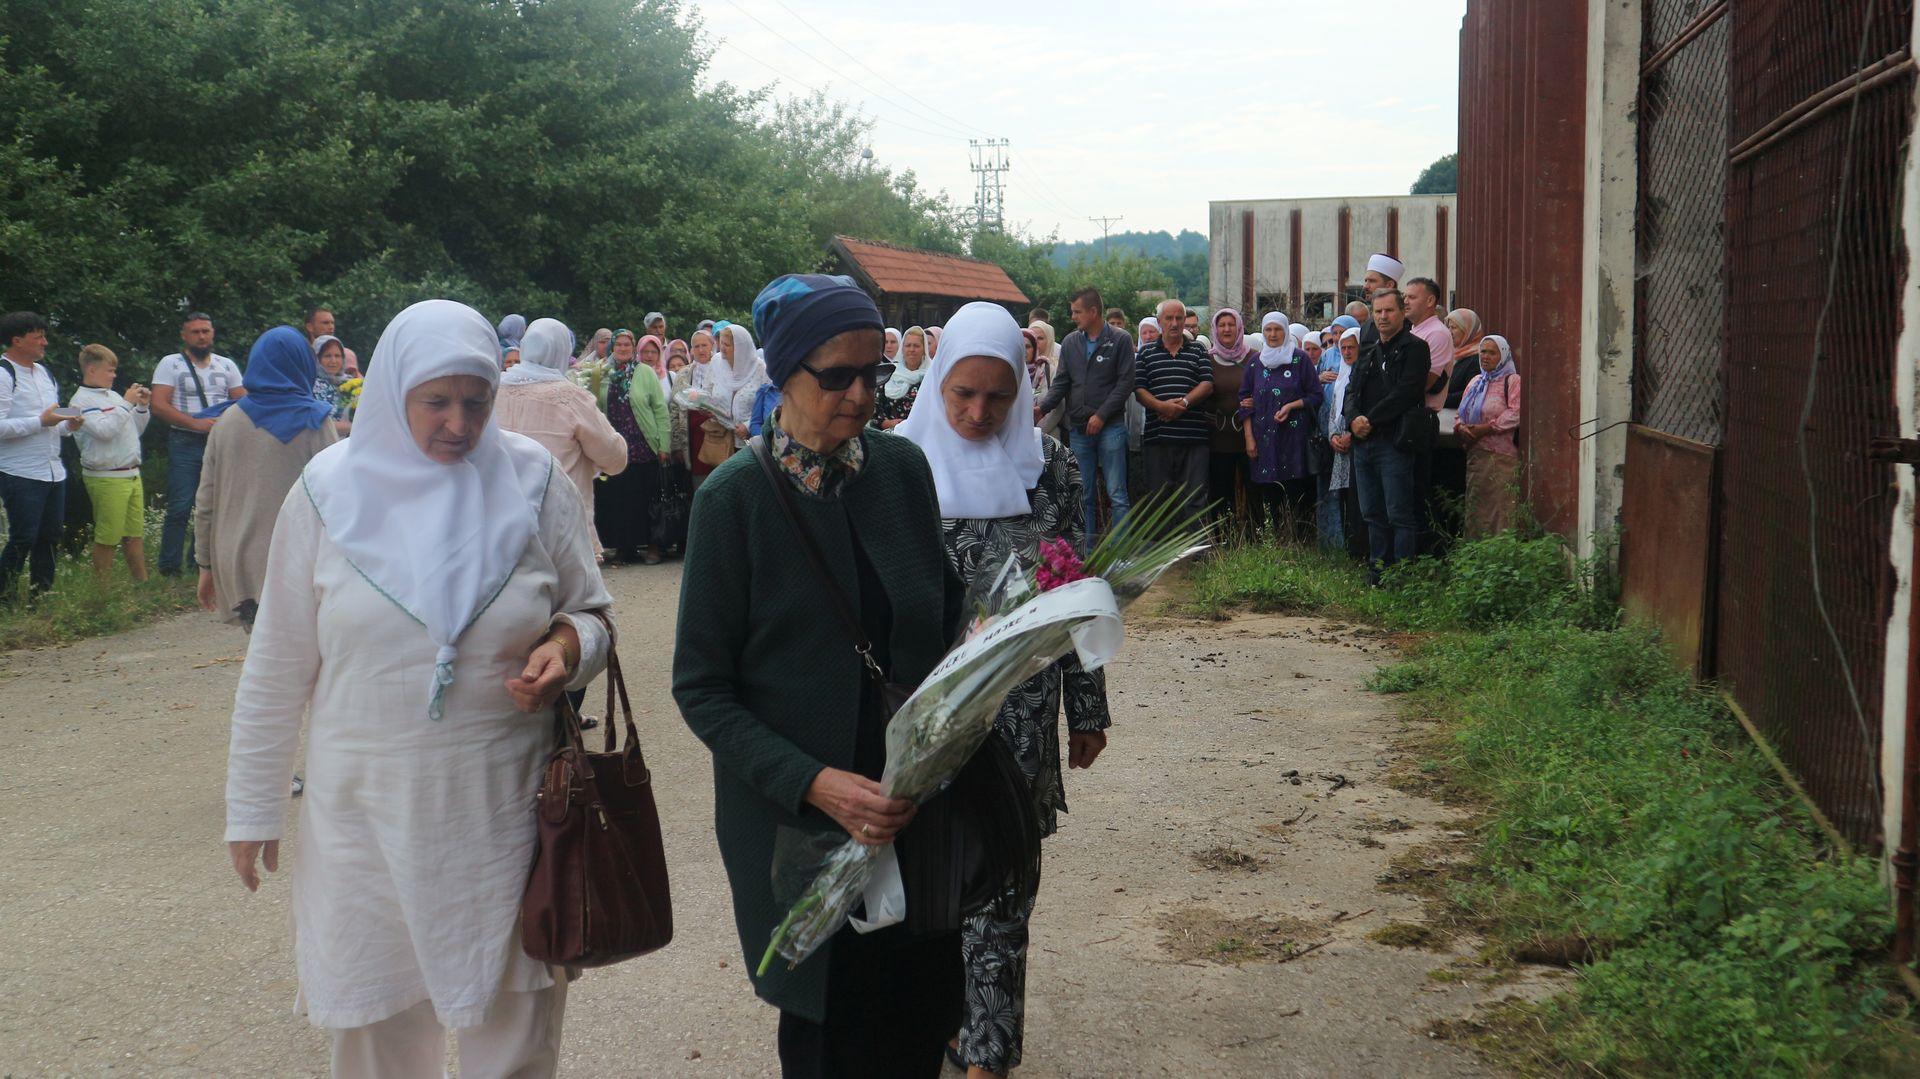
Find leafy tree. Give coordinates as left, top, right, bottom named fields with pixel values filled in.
left=0, top=0, right=959, bottom=377
left=1411, top=152, right=1459, bottom=195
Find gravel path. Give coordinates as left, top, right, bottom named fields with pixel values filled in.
left=0, top=561, right=1515, bottom=1077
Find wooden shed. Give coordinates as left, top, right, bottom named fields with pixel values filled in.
left=827, top=235, right=1030, bottom=328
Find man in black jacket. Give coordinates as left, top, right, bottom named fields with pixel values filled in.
left=1038, top=286, right=1137, bottom=547
left=1342, top=289, right=1430, bottom=582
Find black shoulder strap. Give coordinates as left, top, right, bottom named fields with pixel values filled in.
left=2, top=358, right=50, bottom=396
left=182, top=355, right=210, bottom=410
left=749, top=436, right=885, bottom=683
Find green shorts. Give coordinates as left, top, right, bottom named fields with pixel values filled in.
left=83, top=475, right=145, bottom=544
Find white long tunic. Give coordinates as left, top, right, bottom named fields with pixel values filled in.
left=224, top=467, right=613, bottom=1030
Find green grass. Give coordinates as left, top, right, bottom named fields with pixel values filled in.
left=1191, top=534, right=1919, bottom=1076
left=0, top=510, right=197, bottom=652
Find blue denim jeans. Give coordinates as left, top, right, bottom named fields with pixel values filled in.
left=159, top=429, right=205, bottom=576
left=1069, top=422, right=1131, bottom=549
left=1351, top=438, right=1422, bottom=575
left=1315, top=469, right=1346, bottom=551
left=0, top=472, right=67, bottom=597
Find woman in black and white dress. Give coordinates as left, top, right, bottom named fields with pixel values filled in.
left=897, top=301, right=1111, bottom=1079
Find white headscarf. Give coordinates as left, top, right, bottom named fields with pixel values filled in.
left=301, top=300, right=552, bottom=721
left=896, top=301, right=1044, bottom=520
left=1329, top=326, right=1362, bottom=420
left=884, top=325, right=929, bottom=400
left=712, top=323, right=766, bottom=402
left=1258, top=312, right=1296, bottom=371
left=500, top=317, right=573, bottom=385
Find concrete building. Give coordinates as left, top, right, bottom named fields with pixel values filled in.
left=1207, top=195, right=1459, bottom=325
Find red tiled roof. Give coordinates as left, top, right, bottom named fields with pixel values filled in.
left=832, top=236, right=1030, bottom=305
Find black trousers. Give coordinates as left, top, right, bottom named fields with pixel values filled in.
left=1249, top=477, right=1317, bottom=544
left=777, top=924, right=961, bottom=1079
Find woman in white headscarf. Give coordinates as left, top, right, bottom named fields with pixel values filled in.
left=873, top=324, right=928, bottom=430
left=1236, top=314, right=1322, bottom=542
left=1317, top=325, right=1365, bottom=555
left=883, top=326, right=902, bottom=362
left=223, top=300, right=615, bottom=1076
left=494, top=317, right=629, bottom=556
left=713, top=322, right=768, bottom=447
left=897, top=302, right=1111, bottom=1079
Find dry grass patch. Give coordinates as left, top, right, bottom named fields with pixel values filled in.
left=1156, top=907, right=1325, bottom=966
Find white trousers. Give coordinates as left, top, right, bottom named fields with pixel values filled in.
left=329, top=979, right=567, bottom=1079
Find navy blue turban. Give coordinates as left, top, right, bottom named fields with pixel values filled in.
left=751, top=274, right=883, bottom=388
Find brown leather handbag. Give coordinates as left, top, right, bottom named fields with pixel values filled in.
left=521, top=642, right=674, bottom=967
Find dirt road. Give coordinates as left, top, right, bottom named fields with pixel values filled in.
left=0, top=562, right=1518, bottom=1077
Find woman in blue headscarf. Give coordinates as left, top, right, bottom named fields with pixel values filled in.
left=195, top=326, right=339, bottom=628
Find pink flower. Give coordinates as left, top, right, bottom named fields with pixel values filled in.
left=1035, top=537, right=1087, bottom=592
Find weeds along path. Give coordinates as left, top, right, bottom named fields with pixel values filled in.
left=0, top=564, right=1530, bottom=1076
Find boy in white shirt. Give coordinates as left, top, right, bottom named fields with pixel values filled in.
left=70, top=344, right=152, bottom=580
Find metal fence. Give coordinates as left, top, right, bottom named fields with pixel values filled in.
left=1635, top=1, right=1730, bottom=446
left=1714, top=0, right=1913, bottom=843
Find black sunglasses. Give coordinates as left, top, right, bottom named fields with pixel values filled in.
left=798, top=359, right=893, bottom=392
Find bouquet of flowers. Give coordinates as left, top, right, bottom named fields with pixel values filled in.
left=336, top=377, right=365, bottom=417
left=569, top=359, right=612, bottom=411
left=670, top=382, right=737, bottom=427
left=758, top=493, right=1212, bottom=975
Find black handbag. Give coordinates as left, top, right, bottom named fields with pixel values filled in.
left=748, top=437, right=1038, bottom=933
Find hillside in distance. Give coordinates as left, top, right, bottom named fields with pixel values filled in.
left=1049, top=228, right=1209, bottom=266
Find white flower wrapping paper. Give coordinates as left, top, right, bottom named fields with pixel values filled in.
left=758, top=575, right=1123, bottom=974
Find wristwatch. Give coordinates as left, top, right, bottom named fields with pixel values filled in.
left=1176, top=396, right=1191, bottom=409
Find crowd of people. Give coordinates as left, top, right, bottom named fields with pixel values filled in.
left=0, top=252, right=1523, bottom=1077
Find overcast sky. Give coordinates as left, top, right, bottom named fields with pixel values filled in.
left=691, top=0, right=1468, bottom=244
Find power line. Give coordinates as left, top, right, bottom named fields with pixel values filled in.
left=718, top=1, right=981, bottom=141
left=1088, top=215, right=1126, bottom=258
left=713, top=39, right=965, bottom=143
left=761, top=0, right=996, bottom=140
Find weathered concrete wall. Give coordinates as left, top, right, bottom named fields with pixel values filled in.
left=1208, top=195, right=1458, bottom=322
left=1577, top=0, right=1639, bottom=560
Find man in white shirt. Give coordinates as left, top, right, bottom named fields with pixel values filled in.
left=0, top=311, right=83, bottom=599
left=150, top=311, right=246, bottom=576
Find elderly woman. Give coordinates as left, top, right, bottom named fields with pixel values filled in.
left=310, top=334, right=355, bottom=436
left=873, top=324, right=928, bottom=430
left=195, top=327, right=339, bottom=629
left=494, top=317, right=628, bottom=555
left=1237, top=314, right=1323, bottom=542
left=884, top=327, right=902, bottom=362
left=576, top=327, right=612, bottom=366
left=715, top=323, right=769, bottom=446
left=1318, top=326, right=1365, bottom=556
left=674, top=274, right=975, bottom=1077
left=897, top=302, right=1110, bottom=1079
left=1458, top=333, right=1523, bottom=537
left=597, top=330, right=670, bottom=565
left=224, top=300, right=613, bottom=1075
left=1205, top=308, right=1256, bottom=539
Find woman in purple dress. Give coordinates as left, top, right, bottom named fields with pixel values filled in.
left=1238, top=313, right=1324, bottom=542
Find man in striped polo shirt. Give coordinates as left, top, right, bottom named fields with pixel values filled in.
left=1134, top=298, right=1215, bottom=521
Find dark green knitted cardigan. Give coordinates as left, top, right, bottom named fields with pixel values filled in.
left=671, top=430, right=965, bottom=1022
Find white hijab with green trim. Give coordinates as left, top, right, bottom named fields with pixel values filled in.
left=301, top=299, right=551, bottom=719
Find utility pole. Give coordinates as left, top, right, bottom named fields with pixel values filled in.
left=1088, top=215, right=1125, bottom=258
left=968, top=139, right=1010, bottom=233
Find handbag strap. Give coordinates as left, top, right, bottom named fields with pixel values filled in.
left=749, top=436, right=889, bottom=690
left=552, top=609, right=644, bottom=758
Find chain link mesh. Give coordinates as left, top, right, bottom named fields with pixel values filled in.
left=1635, top=7, right=1729, bottom=446
left=1713, top=0, right=1913, bottom=844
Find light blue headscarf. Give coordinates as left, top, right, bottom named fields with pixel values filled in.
left=1458, top=334, right=1516, bottom=425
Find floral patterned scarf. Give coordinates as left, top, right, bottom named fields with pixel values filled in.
left=765, top=409, right=865, bottom=500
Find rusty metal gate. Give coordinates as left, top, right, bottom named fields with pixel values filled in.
left=1715, top=0, right=1913, bottom=844
left=1620, top=0, right=1734, bottom=675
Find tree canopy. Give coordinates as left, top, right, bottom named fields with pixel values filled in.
left=1410, top=153, right=1459, bottom=195
left=0, top=0, right=962, bottom=378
